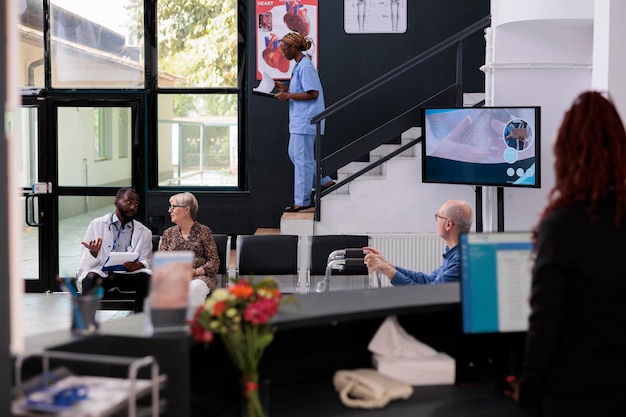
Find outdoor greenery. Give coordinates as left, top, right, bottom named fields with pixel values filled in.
left=158, top=0, right=238, bottom=89
left=126, top=0, right=239, bottom=116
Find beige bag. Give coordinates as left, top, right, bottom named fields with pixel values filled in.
left=332, top=368, right=413, bottom=409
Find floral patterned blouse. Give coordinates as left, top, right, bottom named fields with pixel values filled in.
left=159, top=222, right=220, bottom=290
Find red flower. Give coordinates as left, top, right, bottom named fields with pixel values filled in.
left=213, top=300, right=227, bottom=316
left=230, top=281, right=255, bottom=299
left=188, top=317, right=214, bottom=343
left=244, top=297, right=279, bottom=325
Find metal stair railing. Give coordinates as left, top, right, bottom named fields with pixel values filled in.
left=310, top=15, right=491, bottom=221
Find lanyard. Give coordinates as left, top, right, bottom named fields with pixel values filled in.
left=110, top=223, right=123, bottom=252
left=109, top=213, right=134, bottom=252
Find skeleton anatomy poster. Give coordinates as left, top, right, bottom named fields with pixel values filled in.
left=344, top=0, right=407, bottom=34
left=256, top=0, right=319, bottom=80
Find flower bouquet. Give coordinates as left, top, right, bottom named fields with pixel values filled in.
left=189, top=277, right=291, bottom=417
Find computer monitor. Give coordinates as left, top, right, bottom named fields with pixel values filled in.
left=421, top=106, right=541, bottom=188
left=460, top=232, right=534, bottom=334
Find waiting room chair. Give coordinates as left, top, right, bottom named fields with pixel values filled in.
left=236, top=235, right=300, bottom=293
left=212, top=234, right=231, bottom=288
left=307, top=234, right=370, bottom=293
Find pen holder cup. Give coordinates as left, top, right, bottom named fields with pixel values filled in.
left=71, top=294, right=102, bottom=335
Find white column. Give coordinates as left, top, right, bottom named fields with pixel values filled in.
left=488, top=0, right=594, bottom=232
left=592, top=0, right=626, bottom=119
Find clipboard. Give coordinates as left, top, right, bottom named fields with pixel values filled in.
left=253, top=71, right=277, bottom=99
left=252, top=90, right=277, bottom=99
left=102, top=252, right=139, bottom=272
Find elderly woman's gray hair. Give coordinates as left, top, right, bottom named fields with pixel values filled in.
left=169, top=192, right=199, bottom=220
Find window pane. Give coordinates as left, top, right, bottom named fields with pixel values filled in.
left=158, top=94, right=238, bottom=186
left=18, top=0, right=45, bottom=87
left=50, top=0, right=144, bottom=88
left=58, top=196, right=113, bottom=277
left=58, top=107, right=132, bottom=186
left=157, top=0, right=238, bottom=88
left=20, top=195, right=39, bottom=280
left=118, top=110, right=130, bottom=158
left=16, top=108, right=39, bottom=187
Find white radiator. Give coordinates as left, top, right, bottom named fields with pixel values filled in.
left=369, top=234, right=446, bottom=275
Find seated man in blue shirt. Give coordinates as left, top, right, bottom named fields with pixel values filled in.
left=364, top=199, right=473, bottom=285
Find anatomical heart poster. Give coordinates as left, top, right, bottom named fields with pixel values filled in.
left=256, top=0, right=319, bottom=80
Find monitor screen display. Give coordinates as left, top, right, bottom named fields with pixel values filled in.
left=460, top=232, right=534, bottom=334
left=422, top=106, right=541, bottom=188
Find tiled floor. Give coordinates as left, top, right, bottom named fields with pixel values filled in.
left=20, top=292, right=131, bottom=338
left=19, top=205, right=242, bottom=338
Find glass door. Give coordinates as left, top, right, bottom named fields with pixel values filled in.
left=20, top=97, right=143, bottom=292
left=18, top=102, right=49, bottom=292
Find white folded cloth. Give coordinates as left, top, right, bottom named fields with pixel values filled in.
left=372, top=352, right=455, bottom=386
left=368, top=315, right=455, bottom=386
left=368, top=315, right=438, bottom=359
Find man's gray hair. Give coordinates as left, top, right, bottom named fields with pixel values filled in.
left=445, top=200, right=473, bottom=233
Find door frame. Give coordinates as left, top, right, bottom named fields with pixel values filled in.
left=21, top=92, right=146, bottom=292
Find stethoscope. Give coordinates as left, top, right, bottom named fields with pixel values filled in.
left=108, top=213, right=134, bottom=252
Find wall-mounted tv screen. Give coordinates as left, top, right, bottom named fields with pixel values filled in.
left=422, top=107, right=541, bottom=188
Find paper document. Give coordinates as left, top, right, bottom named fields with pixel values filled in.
left=253, top=71, right=277, bottom=98
left=103, top=252, right=139, bottom=269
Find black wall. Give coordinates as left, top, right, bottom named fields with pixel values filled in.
left=145, top=0, right=489, bottom=236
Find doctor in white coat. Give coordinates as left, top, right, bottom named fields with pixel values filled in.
left=77, top=187, right=153, bottom=312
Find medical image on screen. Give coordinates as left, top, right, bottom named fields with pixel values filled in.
left=422, top=107, right=540, bottom=188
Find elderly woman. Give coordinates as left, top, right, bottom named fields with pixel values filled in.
left=159, top=192, right=219, bottom=306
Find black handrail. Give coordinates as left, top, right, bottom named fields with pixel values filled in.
left=317, top=85, right=458, bottom=198
left=311, top=16, right=491, bottom=124
left=312, top=15, right=491, bottom=221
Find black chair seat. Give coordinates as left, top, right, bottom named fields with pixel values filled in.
left=96, top=234, right=161, bottom=311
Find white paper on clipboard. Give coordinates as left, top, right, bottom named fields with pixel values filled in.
left=103, top=252, right=139, bottom=268
left=252, top=71, right=276, bottom=98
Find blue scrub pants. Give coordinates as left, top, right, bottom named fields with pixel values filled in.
left=288, top=133, right=331, bottom=207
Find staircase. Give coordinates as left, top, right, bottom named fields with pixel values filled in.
left=279, top=94, right=483, bottom=288
left=282, top=93, right=484, bottom=236
left=280, top=127, right=440, bottom=287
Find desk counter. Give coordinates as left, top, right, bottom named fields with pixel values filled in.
left=19, top=284, right=536, bottom=416
left=274, top=283, right=460, bottom=330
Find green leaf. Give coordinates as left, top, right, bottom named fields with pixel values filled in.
left=256, top=332, right=274, bottom=350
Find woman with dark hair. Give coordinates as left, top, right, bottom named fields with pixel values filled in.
left=274, top=31, right=334, bottom=212
left=506, top=91, right=626, bottom=416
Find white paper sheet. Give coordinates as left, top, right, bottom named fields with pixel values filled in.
left=103, top=252, right=139, bottom=268
left=253, top=71, right=275, bottom=94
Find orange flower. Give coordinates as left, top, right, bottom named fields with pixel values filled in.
left=213, top=300, right=227, bottom=316
left=230, top=281, right=255, bottom=299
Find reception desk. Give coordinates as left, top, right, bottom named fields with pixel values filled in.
left=18, top=284, right=536, bottom=416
